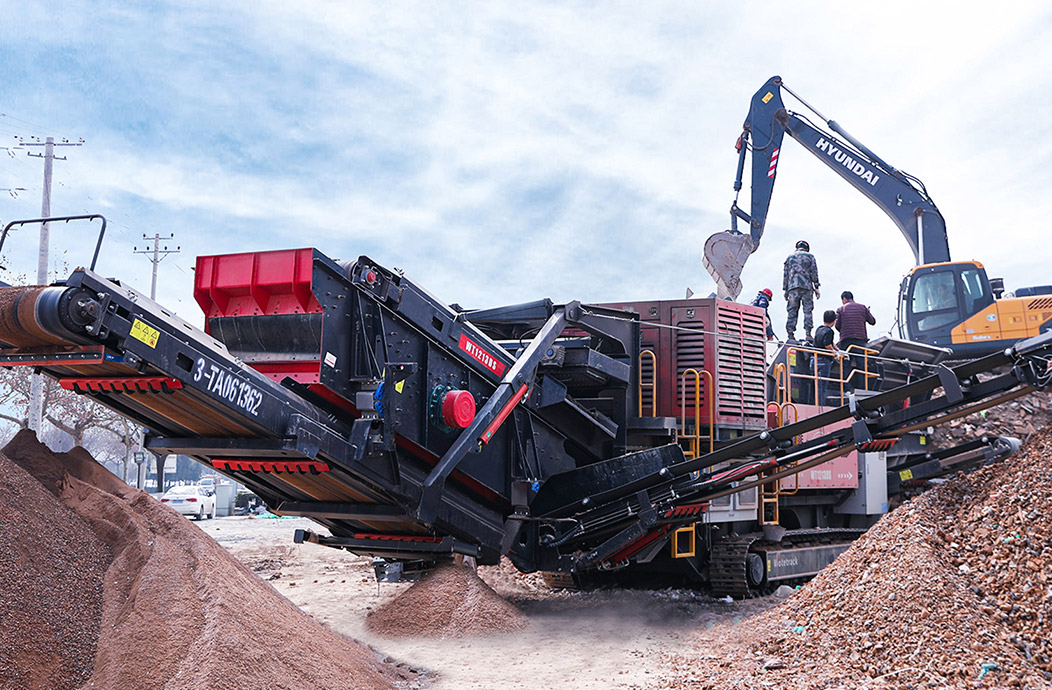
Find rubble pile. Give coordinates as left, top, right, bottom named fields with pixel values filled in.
left=0, top=430, right=399, bottom=690
left=668, top=424, right=1052, bottom=689
left=931, top=390, right=1052, bottom=449
left=367, top=561, right=529, bottom=638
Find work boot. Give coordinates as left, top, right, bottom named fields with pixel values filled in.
left=805, top=332, right=814, bottom=344
left=787, top=332, right=795, bottom=343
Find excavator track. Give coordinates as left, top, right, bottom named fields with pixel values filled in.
left=710, top=528, right=867, bottom=598
left=709, top=536, right=761, bottom=598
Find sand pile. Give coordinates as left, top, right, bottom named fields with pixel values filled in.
left=666, top=424, right=1052, bottom=689
left=0, top=438, right=111, bottom=690
left=0, top=430, right=398, bottom=690
left=367, top=562, right=528, bottom=638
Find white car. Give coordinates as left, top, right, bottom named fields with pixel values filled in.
left=160, top=485, right=216, bottom=520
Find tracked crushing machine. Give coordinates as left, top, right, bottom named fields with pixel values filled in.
left=1, top=241, right=1049, bottom=595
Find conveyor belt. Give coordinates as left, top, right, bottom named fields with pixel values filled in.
left=0, top=265, right=510, bottom=564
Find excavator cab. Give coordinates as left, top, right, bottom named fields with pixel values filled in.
left=899, top=261, right=996, bottom=354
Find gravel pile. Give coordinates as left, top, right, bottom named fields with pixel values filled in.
left=666, top=423, right=1052, bottom=689
left=0, top=430, right=399, bottom=690
left=367, top=562, right=529, bottom=638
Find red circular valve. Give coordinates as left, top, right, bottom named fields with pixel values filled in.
left=365, top=270, right=378, bottom=284
left=442, top=390, right=476, bottom=429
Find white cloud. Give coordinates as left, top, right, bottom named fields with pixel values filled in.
left=0, top=0, right=1049, bottom=339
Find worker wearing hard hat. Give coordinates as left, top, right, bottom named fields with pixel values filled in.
left=783, top=240, right=820, bottom=342
left=750, top=288, right=776, bottom=340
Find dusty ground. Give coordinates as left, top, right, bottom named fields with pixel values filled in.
left=203, top=516, right=780, bottom=689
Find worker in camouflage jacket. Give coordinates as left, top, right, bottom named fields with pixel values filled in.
left=783, top=240, right=820, bottom=342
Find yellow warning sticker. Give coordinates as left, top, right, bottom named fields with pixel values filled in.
left=130, top=319, right=160, bottom=349
left=899, top=469, right=914, bottom=481
left=395, top=380, right=405, bottom=394
left=762, top=91, right=774, bottom=104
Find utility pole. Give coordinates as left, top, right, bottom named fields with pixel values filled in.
left=132, top=234, right=179, bottom=491
left=133, top=233, right=180, bottom=300
left=21, top=136, right=83, bottom=434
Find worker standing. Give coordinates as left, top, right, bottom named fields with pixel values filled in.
left=813, top=310, right=840, bottom=405
left=835, top=290, right=876, bottom=391
left=750, top=288, right=776, bottom=340
left=783, top=240, right=820, bottom=342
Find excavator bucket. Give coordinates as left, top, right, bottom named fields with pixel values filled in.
left=702, top=230, right=755, bottom=301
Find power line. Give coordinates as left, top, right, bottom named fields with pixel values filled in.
left=0, top=113, right=62, bottom=135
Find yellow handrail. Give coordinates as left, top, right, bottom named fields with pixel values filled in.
left=638, top=349, right=657, bottom=417
left=772, top=362, right=788, bottom=406
left=679, top=368, right=716, bottom=458
left=843, top=344, right=880, bottom=391
left=701, top=370, right=715, bottom=455
left=779, top=402, right=801, bottom=496
left=680, top=369, right=700, bottom=459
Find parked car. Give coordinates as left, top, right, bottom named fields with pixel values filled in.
left=197, top=476, right=217, bottom=495
left=160, top=485, right=216, bottom=520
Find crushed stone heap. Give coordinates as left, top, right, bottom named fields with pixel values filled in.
left=0, top=430, right=398, bottom=690
left=667, top=424, right=1052, bottom=690
left=367, top=561, right=528, bottom=638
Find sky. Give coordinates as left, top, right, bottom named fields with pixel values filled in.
left=0, top=2, right=1050, bottom=341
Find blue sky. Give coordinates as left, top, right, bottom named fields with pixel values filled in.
left=0, top=2, right=1050, bottom=338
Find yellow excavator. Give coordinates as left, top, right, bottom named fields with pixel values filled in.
left=703, top=76, right=1051, bottom=358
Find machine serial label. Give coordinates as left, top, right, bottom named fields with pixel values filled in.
left=899, top=469, right=914, bottom=481
left=129, top=319, right=160, bottom=348
left=458, top=334, right=507, bottom=376
left=193, top=357, right=263, bottom=416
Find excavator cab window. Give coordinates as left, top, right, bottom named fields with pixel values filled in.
left=959, top=266, right=993, bottom=316
left=910, top=270, right=961, bottom=333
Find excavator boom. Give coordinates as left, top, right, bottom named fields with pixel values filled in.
left=703, top=76, right=950, bottom=299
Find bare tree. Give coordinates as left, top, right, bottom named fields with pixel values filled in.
left=0, top=367, right=141, bottom=481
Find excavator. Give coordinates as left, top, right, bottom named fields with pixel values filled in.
left=703, top=76, right=1051, bottom=358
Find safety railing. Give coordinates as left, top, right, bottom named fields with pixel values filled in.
left=781, top=343, right=879, bottom=406
left=679, top=368, right=715, bottom=459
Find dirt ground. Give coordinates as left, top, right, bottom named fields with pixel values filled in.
left=203, top=516, right=780, bottom=689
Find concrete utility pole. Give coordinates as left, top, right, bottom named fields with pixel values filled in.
left=132, top=234, right=179, bottom=491
left=22, top=136, right=83, bottom=434
left=133, top=233, right=180, bottom=300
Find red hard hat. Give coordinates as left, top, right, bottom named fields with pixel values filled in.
left=761, top=288, right=773, bottom=299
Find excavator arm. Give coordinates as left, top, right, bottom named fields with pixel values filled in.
left=704, top=75, right=951, bottom=299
